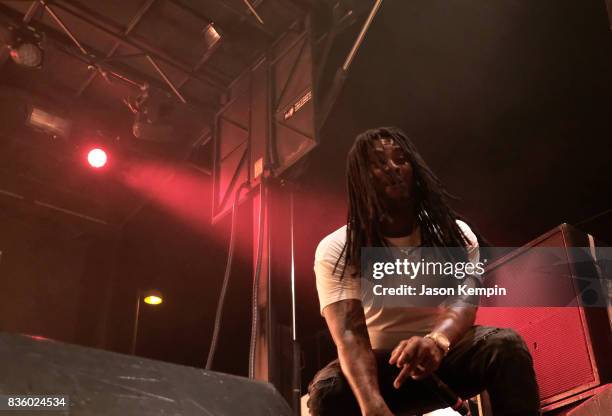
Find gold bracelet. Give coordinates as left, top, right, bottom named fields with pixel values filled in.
left=424, top=332, right=451, bottom=356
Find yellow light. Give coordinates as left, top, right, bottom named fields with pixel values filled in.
left=144, top=295, right=162, bottom=305
left=142, top=289, right=163, bottom=305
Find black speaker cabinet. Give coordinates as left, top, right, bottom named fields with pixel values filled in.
left=0, top=332, right=291, bottom=415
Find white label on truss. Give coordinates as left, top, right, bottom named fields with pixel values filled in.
left=284, top=90, right=312, bottom=120
left=254, top=157, right=263, bottom=178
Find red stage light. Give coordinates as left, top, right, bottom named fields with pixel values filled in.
left=87, top=148, right=107, bottom=168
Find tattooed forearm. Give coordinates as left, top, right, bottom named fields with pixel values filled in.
left=323, top=300, right=391, bottom=415
left=333, top=299, right=371, bottom=347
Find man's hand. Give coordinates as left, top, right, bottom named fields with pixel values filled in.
left=389, top=336, right=444, bottom=388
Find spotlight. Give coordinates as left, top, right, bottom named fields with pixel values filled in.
left=9, top=43, right=43, bottom=67
left=27, top=107, right=72, bottom=138
left=7, top=25, right=44, bottom=68
left=202, top=23, right=221, bottom=49
left=126, top=84, right=175, bottom=142
left=87, top=148, right=107, bottom=168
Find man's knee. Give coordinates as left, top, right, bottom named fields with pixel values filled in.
left=484, top=328, right=532, bottom=363
left=478, top=328, right=540, bottom=413
left=307, top=361, right=359, bottom=416
left=307, top=376, right=342, bottom=414
left=307, top=374, right=359, bottom=416
left=488, top=328, right=528, bottom=348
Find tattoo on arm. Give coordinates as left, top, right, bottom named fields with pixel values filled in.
left=331, top=300, right=371, bottom=347
left=323, top=300, right=387, bottom=413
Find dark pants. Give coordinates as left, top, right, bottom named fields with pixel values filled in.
left=307, top=326, right=540, bottom=416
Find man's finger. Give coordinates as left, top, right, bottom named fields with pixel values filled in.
left=412, top=349, right=444, bottom=380
left=393, top=364, right=411, bottom=389
left=389, top=341, right=406, bottom=365
left=397, top=339, right=420, bottom=367
left=411, top=362, right=432, bottom=380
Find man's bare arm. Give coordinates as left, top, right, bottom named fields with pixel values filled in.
left=432, top=304, right=477, bottom=346
left=323, top=299, right=393, bottom=416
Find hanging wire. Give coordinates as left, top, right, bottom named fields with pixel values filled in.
left=205, top=181, right=251, bottom=370
left=248, top=180, right=266, bottom=378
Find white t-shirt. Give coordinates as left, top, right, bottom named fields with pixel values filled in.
left=314, top=220, right=479, bottom=349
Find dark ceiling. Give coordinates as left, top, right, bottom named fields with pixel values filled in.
left=0, top=0, right=321, bottom=229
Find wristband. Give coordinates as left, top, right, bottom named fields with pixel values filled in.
left=424, top=332, right=451, bottom=356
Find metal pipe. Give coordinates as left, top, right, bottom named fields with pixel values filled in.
left=289, top=190, right=301, bottom=415
left=185, top=162, right=212, bottom=176
left=290, top=192, right=297, bottom=341
left=342, top=0, right=383, bottom=71
left=0, top=2, right=212, bottom=109
left=107, top=69, right=144, bottom=89
left=146, top=55, right=187, bottom=104
left=318, top=0, right=384, bottom=128
left=126, top=0, right=156, bottom=33
left=266, top=51, right=278, bottom=168
left=54, top=40, right=203, bottom=106
left=40, top=1, right=88, bottom=55
left=23, top=1, right=41, bottom=24
left=49, top=0, right=226, bottom=93
left=206, top=0, right=274, bottom=37
left=75, top=45, right=118, bottom=97
left=0, top=189, right=25, bottom=200
left=248, top=180, right=266, bottom=379
left=76, top=0, right=156, bottom=97
left=130, top=292, right=141, bottom=355
left=33, top=200, right=108, bottom=225
left=46, top=38, right=215, bottom=111
left=242, top=0, right=264, bottom=25
left=0, top=186, right=112, bottom=226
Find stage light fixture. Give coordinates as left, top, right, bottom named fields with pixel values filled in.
left=202, top=23, right=221, bottom=49
left=9, top=43, right=43, bottom=67
left=27, top=107, right=72, bottom=138
left=126, top=84, right=175, bottom=142
left=87, top=148, right=107, bottom=168
left=7, top=25, right=44, bottom=68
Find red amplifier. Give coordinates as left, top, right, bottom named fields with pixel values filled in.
left=476, top=224, right=611, bottom=409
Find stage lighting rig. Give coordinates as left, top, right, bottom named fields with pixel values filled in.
left=125, top=84, right=175, bottom=143
left=6, top=24, right=45, bottom=69
left=26, top=106, right=72, bottom=139
left=202, top=23, right=221, bottom=49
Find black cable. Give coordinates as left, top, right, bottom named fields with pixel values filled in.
left=249, top=180, right=266, bottom=379
left=423, top=373, right=472, bottom=416
left=205, top=182, right=251, bottom=371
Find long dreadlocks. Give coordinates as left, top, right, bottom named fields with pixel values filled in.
left=337, top=126, right=475, bottom=277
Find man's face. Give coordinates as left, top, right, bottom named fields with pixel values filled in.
left=368, top=137, right=414, bottom=202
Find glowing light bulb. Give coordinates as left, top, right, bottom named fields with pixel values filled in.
left=144, top=295, right=163, bottom=305
left=87, top=148, right=107, bottom=168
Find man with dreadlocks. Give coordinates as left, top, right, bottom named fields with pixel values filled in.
left=307, top=127, right=540, bottom=416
